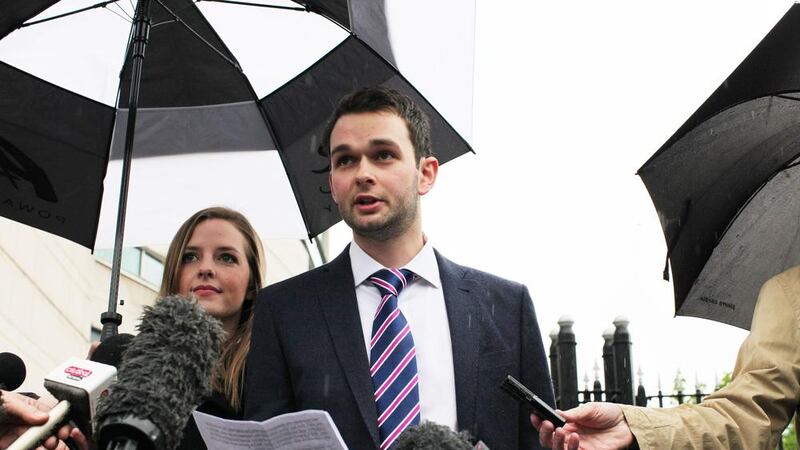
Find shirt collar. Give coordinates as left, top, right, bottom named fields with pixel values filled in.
left=349, top=238, right=441, bottom=289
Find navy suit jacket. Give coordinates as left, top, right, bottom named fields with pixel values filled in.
left=244, top=247, right=553, bottom=449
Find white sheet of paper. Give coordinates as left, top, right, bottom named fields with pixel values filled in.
left=192, top=409, right=348, bottom=450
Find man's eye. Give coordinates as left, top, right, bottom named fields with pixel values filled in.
left=181, top=252, right=198, bottom=264
left=335, top=156, right=354, bottom=167
left=376, top=151, right=393, bottom=161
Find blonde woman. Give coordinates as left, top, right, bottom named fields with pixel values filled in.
left=159, top=207, right=265, bottom=450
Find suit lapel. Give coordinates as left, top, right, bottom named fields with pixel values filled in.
left=436, top=251, right=480, bottom=435
left=317, top=247, right=381, bottom=446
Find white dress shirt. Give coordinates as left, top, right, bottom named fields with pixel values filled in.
left=349, top=240, right=458, bottom=431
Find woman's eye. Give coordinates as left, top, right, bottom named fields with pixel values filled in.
left=181, top=252, right=198, bottom=264
left=219, top=253, right=238, bottom=264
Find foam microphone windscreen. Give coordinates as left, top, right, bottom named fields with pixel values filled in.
left=94, top=296, right=224, bottom=450
left=0, top=352, right=26, bottom=391
left=394, top=422, right=475, bottom=450
left=90, top=333, right=135, bottom=368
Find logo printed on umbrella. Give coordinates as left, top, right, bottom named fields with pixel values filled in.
left=0, top=135, right=59, bottom=203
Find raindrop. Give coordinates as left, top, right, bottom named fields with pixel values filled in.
left=491, top=303, right=495, bottom=316
left=467, top=315, right=472, bottom=328
left=323, top=374, right=330, bottom=397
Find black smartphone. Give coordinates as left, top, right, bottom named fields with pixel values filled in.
left=500, top=375, right=566, bottom=428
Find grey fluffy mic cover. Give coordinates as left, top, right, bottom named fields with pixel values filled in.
left=394, top=421, right=474, bottom=450
left=94, top=296, right=224, bottom=450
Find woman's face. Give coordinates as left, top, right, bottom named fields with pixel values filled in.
left=177, top=218, right=251, bottom=333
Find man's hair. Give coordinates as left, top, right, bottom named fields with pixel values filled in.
left=323, top=87, right=433, bottom=162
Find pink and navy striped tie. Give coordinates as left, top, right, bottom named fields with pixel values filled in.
left=368, top=268, right=420, bottom=450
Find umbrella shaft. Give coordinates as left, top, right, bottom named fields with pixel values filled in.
left=104, top=0, right=152, bottom=341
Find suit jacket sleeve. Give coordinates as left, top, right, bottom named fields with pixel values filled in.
left=621, top=267, right=800, bottom=449
left=520, top=285, right=557, bottom=449
left=243, top=287, right=295, bottom=419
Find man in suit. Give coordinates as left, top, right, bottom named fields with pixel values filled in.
left=244, top=87, right=554, bottom=449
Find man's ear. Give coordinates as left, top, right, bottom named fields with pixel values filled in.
left=418, top=156, right=439, bottom=196
left=328, top=173, right=339, bottom=204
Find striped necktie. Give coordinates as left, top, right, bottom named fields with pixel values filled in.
left=368, top=268, right=420, bottom=450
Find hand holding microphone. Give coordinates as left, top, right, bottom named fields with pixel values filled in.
left=4, top=353, right=114, bottom=450
left=0, top=390, right=87, bottom=450
left=1, top=333, right=132, bottom=450
left=0, top=352, right=85, bottom=450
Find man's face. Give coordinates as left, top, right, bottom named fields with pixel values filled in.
left=328, top=111, right=437, bottom=241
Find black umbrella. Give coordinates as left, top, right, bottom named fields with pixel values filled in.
left=0, top=0, right=474, bottom=337
left=639, top=3, right=800, bottom=329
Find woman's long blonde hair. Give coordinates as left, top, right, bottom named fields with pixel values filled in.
left=159, top=207, right=265, bottom=412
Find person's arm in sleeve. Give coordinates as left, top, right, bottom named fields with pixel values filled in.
left=533, top=270, right=800, bottom=450
left=520, top=285, right=557, bottom=449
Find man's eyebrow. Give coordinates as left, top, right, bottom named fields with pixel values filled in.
left=330, top=139, right=399, bottom=156
left=330, top=144, right=350, bottom=156
left=369, top=138, right=398, bottom=147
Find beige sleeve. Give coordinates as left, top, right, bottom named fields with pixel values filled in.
left=619, top=268, right=800, bottom=449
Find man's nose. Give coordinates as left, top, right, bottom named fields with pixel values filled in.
left=355, top=160, right=376, bottom=185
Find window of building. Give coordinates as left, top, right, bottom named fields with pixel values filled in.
left=96, top=247, right=164, bottom=287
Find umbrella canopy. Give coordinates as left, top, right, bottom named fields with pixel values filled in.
left=0, top=0, right=475, bottom=250
left=639, top=3, right=800, bottom=329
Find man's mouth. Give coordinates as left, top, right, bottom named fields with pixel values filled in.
left=356, top=197, right=378, bottom=205
left=354, top=195, right=381, bottom=206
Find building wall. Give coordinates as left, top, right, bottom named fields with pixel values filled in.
left=0, top=217, right=323, bottom=393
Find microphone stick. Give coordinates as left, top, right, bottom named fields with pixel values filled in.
left=7, top=401, right=70, bottom=450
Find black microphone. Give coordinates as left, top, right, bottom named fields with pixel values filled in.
left=91, top=333, right=135, bottom=368
left=94, top=296, right=224, bottom=450
left=393, top=422, right=478, bottom=450
left=0, top=352, right=26, bottom=391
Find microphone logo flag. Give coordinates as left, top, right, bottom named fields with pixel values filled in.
left=64, top=365, right=93, bottom=381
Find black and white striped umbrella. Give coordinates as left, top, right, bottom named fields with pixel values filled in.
left=0, top=0, right=474, bottom=250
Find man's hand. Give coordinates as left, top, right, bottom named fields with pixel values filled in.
left=530, top=402, right=634, bottom=450
left=0, top=390, right=89, bottom=450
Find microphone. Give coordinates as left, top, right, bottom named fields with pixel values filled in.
left=393, top=422, right=480, bottom=450
left=7, top=357, right=117, bottom=450
left=0, top=352, right=26, bottom=391
left=90, top=333, right=135, bottom=368
left=94, top=295, right=224, bottom=450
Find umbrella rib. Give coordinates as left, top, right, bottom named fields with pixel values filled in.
left=195, top=0, right=353, bottom=34
left=195, top=0, right=307, bottom=12
left=775, top=94, right=800, bottom=102
left=20, top=1, right=124, bottom=28
left=109, top=2, right=135, bottom=20
left=717, top=152, right=800, bottom=248
left=152, top=0, right=241, bottom=71
left=105, top=3, right=134, bottom=23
